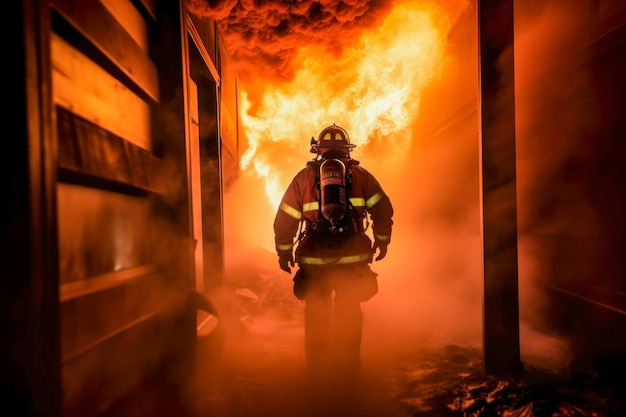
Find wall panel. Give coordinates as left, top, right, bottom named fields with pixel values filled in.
left=52, top=34, right=152, bottom=150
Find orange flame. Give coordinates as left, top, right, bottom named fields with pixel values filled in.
left=240, top=1, right=456, bottom=209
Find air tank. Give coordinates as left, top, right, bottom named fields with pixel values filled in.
left=320, top=158, right=347, bottom=226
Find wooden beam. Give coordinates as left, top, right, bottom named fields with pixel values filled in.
left=3, top=0, right=62, bottom=415
left=57, top=106, right=162, bottom=194
left=478, top=0, right=523, bottom=376
left=50, top=0, right=159, bottom=102
left=186, top=14, right=221, bottom=84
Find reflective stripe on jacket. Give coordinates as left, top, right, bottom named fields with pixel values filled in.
left=298, top=253, right=371, bottom=265
left=273, top=157, right=394, bottom=259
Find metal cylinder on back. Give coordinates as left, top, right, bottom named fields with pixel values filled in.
left=320, top=158, right=347, bottom=230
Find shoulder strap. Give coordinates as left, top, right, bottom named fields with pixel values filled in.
left=306, top=159, right=321, bottom=190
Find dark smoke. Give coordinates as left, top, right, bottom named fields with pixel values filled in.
left=188, top=0, right=398, bottom=83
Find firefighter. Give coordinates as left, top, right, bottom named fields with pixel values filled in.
left=273, top=124, right=394, bottom=375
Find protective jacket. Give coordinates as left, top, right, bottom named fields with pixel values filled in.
left=274, top=157, right=393, bottom=266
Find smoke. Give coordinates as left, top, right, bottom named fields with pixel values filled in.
left=187, top=0, right=611, bottom=413
left=208, top=0, right=482, bottom=384
left=187, top=0, right=398, bottom=84
left=188, top=0, right=468, bottom=104
left=514, top=1, right=598, bottom=371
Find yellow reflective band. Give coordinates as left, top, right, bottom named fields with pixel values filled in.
left=298, top=253, right=370, bottom=265
left=349, top=197, right=365, bottom=207
left=303, top=201, right=319, bottom=212
left=366, top=192, right=383, bottom=208
left=277, top=243, right=293, bottom=251
left=374, top=233, right=390, bottom=242
left=280, top=202, right=302, bottom=220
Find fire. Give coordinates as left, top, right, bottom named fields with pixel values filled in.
left=225, top=0, right=468, bottom=251
left=239, top=1, right=456, bottom=210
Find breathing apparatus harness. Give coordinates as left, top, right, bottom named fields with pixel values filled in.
left=295, top=155, right=369, bottom=245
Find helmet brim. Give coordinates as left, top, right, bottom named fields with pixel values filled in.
left=310, top=143, right=356, bottom=153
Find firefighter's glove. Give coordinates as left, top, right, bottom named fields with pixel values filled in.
left=278, top=253, right=294, bottom=273
left=373, top=241, right=388, bottom=261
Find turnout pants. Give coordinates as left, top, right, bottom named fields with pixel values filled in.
left=297, top=264, right=377, bottom=373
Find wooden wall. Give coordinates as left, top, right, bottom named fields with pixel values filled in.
left=49, top=0, right=195, bottom=415
left=417, top=0, right=626, bottom=370
left=8, top=0, right=241, bottom=415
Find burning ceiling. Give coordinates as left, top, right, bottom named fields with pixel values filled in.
left=186, top=1, right=470, bottom=86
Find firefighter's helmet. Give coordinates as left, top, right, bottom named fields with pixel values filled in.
left=310, top=124, right=357, bottom=154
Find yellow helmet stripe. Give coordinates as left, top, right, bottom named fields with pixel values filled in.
left=280, top=202, right=302, bottom=220
left=297, top=253, right=370, bottom=265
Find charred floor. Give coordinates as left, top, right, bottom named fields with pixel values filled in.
left=104, top=265, right=626, bottom=417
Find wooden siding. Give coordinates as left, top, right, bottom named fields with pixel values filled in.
left=50, top=0, right=159, bottom=102
left=56, top=107, right=159, bottom=192
left=50, top=1, right=195, bottom=415
left=218, top=33, right=241, bottom=174
left=51, top=34, right=152, bottom=150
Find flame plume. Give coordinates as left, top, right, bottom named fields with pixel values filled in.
left=217, top=0, right=471, bottom=255
left=240, top=0, right=460, bottom=211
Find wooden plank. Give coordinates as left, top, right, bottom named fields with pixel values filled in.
left=57, top=106, right=161, bottom=193
left=220, top=100, right=239, bottom=165
left=547, top=285, right=626, bottom=316
left=50, top=0, right=159, bottom=101
left=9, top=0, right=62, bottom=415
left=187, top=14, right=220, bottom=83
left=60, top=270, right=165, bottom=362
left=188, top=12, right=217, bottom=60
left=52, top=34, right=152, bottom=150
left=60, top=265, right=158, bottom=302
left=478, top=0, right=522, bottom=377
left=60, top=284, right=192, bottom=417
left=61, top=311, right=163, bottom=417
left=100, top=0, right=149, bottom=51
left=220, top=37, right=240, bottom=160
left=135, top=0, right=157, bottom=21
left=187, top=80, right=205, bottom=291
left=56, top=182, right=153, bottom=283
